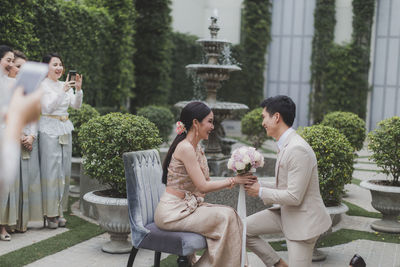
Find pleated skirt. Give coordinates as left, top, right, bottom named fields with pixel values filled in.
left=154, top=192, right=243, bottom=267
left=39, top=132, right=71, bottom=217
left=16, top=139, right=43, bottom=231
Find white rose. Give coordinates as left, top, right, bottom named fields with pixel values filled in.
left=235, top=161, right=246, bottom=171
left=239, top=147, right=248, bottom=155
left=243, top=155, right=251, bottom=165
left=254, top=152, right=261, bottom=162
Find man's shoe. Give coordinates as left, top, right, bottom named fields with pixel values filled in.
left=349, top=254, right=366, bottom=267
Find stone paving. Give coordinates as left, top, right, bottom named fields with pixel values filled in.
left=3, top=144, right=400, bottom=266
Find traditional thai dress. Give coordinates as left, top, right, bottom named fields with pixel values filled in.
left=39, top=78, right=82, bottom=218
left=16, top=123, right=42, bottom=231
left=154, top=144, right=243, bottom=267
left=0, top=74, right=19, bottom=229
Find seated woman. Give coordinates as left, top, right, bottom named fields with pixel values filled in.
left=154, top=101, right=256, bottom=267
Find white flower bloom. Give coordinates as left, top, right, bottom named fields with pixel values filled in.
left=239, top=147, right=247, bottom=155
left=235, top=161, right=246, bottom=171
left=243, top=155, right=251, bottom=164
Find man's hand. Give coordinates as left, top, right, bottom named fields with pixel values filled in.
left=245, top=182, right=260, bottom=197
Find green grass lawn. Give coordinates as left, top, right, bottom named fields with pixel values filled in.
left=0, top=197, right=104, bottom=267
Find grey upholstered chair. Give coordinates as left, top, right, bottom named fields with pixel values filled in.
left=123, top=149, right=207, bottom=267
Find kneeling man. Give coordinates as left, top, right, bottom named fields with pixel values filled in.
left=245, top=95, right=331, bottom=267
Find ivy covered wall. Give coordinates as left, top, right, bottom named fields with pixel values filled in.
left=310, top=0, right=375, bottom=122
left=219, top=0, right=272, bottom=109
left=132, top=0, right=173, bottom=110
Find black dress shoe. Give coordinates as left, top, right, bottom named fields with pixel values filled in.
left=349, top=254, right=366, bottom=267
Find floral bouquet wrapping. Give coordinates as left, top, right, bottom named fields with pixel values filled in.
left=227, top=146, right=265, bottom=174
left=227, top=146, right=264, bottom=267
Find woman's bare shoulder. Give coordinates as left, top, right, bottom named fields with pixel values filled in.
left=174, top=140, right=196, bottom=160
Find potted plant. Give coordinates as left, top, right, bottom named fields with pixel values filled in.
left=80, top=112, right=162, bottom=253
left=321, top=111, right=366, bottom=152
left=361, top=116, right=400, bottom=233
left=298, top=125, right=355, bottom=261
left=68, top=104, right=100, bottom=194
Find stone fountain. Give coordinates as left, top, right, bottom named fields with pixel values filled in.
left=175, top=16, right=249, bottom=176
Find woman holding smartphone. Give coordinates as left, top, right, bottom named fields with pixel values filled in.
left=39, top=53, right=83, bottom=228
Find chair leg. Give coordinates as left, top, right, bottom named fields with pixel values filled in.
left=154, top=251, right=161, bottom=267
left=126, top=247, right=138, bottom=267
left=177, top=256, right=189, bottom=267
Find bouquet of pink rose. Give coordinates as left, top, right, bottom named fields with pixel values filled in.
left=227, top=146, right=264, bottom=174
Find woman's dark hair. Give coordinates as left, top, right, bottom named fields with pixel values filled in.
left=162, top=101, right=211, bottom=184
left=0, top=45, right=13, bottom=60
left=13, top=50, right=27, bottom=61
left=42, top=52, right=63, bottom=65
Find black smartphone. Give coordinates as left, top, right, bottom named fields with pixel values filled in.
left=13, top=61, right=49, bottom=95
left=68, top=70, right=77, bottom=81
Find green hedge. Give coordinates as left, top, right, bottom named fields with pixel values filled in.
left=0, top=0, right=135, bottom=108
left=310, top=0, right=336, bottom=123
left=168, top=32, right=202, bottom=104
left=132, top=0, right=173, bottom=109
left=219, top=0, right=272, bottom=109
left=241, top=108, right=267, bottom=148
left=310, top=0, right=374, bottom=122
left=137, top=105, right=174, bottom=143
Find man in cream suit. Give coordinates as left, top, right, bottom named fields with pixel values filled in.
left=244, top=95, right=331, bottom=267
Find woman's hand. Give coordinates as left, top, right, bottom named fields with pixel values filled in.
left=22, top=135, right=34, bottom=151
left=234, top=173, right=257, bottom=185
left=63, top=74, right=75, bottom=92
left=75, top=73, right=83, bottom=91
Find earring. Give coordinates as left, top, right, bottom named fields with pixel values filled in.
left=196, top=128, right=199, bottom=138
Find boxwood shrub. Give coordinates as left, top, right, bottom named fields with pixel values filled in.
left=321, top=111, right=366, bottom=151
left=79, top=112, right=162, bottom=196
left=298, top=125, right=355, bottom=206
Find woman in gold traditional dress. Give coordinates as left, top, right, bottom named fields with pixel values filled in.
left=154, top=101, right=256, bottom=267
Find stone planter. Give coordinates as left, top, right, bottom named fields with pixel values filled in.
left=312, top=203, right=349, bottom=262
left=360, top=179, right=400, bottom=233
left=83, top=190, right=131, bottom=254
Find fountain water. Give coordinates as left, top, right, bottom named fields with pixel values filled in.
left=175, top=16, right=249, bottom=176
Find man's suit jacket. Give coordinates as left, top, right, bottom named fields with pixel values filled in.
left=260, top=131, right=331, bottom=241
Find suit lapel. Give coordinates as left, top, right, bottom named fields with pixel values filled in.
left=275, top=131, right=297, bottom=187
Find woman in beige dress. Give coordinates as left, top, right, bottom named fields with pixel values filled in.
left=154, top=101, right=256, bottom=267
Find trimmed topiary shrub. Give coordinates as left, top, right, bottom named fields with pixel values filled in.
left=321, top=111, right=366, bottom=151
left=68, top=104, right=100, bottom=157
left=241, top=108, right=267, bottom=149
left=368, top=116, right=400, bottom=186
left=298, top=125, right=355, bottom=206
left=79, top=113, right=162, bottom=197
left=137, top=105, right=174, bottom=143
